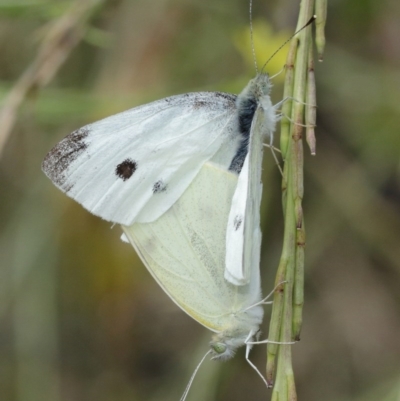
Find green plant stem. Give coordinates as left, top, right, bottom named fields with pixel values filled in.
left=271, top=166, right=296, bottom=400
left=266, top=0, right=317, bottom=397
left=305, top=44, right=317, bottom=155
left=290, top=0, right=314, bottom=340
left=280, top=39, right=298, bottom=160
left=315, top=0, right=327, bottom=61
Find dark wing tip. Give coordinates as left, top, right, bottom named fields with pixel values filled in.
left=42, top=127, right=90, bottom=190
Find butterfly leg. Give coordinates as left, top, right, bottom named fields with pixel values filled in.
left=273, top=96, right=290, bottom=111
left=274, top=96, right=312, bottom=109
left=241, top=281, right=287, bottom=312
left=269, top=66, right=286, bottom=80
left=244, top=332, right=272, bottom=389
left=263, top=143, right=281, bottom=153
left=265, top=143, right=283, bottom=176
left=280, top=113, right=316, bottom=128
left=246, top=338, right=296, bottom=345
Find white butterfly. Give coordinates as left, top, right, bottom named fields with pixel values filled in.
left=42, top=74, right=278, bottom=363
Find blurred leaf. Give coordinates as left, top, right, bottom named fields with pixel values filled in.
left=233, top=19, right=290, bottom=80
left=0, top=0, right=73, bottom=19
left=84, top=26, right=114, bottom=48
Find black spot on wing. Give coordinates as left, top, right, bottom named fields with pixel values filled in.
left=153, top=180, right=167, bottom=194
left=116, top=159, right=137, bottom=181
left=233, top=215, right=243, bottom=231
left=42, top=127, right=89, bottom=190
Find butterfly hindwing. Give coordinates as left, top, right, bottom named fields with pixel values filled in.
left=122, top=162, right=262, bottom=332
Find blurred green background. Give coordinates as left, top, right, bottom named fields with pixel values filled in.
left=1, top=0, right=400, bottom=401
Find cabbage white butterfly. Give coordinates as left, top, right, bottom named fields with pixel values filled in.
left=42, top=78, right=281, bottom=401
left=42, top=73, right=278, bottom=363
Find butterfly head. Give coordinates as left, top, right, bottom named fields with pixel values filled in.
left=209, top=327, right=257, bottom=361
left=253, top=73, right=273, bottom=98
left=237, top=73, right=272, bottom=108
left=210, top=337, right=239, bottom=361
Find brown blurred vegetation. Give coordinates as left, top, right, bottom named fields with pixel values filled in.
left=0, top=1, right=400, bottom=401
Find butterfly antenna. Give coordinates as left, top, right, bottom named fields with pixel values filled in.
left=260, top=15, right=316, bottom=74
left=180, top=350, right=212, bottom=401
left=249, top=0, right=258, bottom=74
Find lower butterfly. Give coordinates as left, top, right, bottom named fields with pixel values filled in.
left=42, top=73, right=279, bottom=383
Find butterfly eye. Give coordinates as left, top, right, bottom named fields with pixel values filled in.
left=211, top=342, right=227, bottom=354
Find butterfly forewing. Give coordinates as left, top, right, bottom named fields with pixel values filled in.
left=42, top=92, right=240, bottom=225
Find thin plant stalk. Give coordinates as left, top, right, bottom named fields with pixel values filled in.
left=305, top=44, right=317, bottom=156
left=315, top=0, right=328, bottom=61
left=266, top=0, right=323, bottom=398
left=0, top=0, right=104, bottom=157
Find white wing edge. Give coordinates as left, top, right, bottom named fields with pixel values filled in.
left=120, top=233, right=129, bottom=243
left=224, top=154, right=250, bottom=285
left=224, top=104, right=267, bottom=286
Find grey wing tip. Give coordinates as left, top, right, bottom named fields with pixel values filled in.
left=41, top=127, right=90, bottom=191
